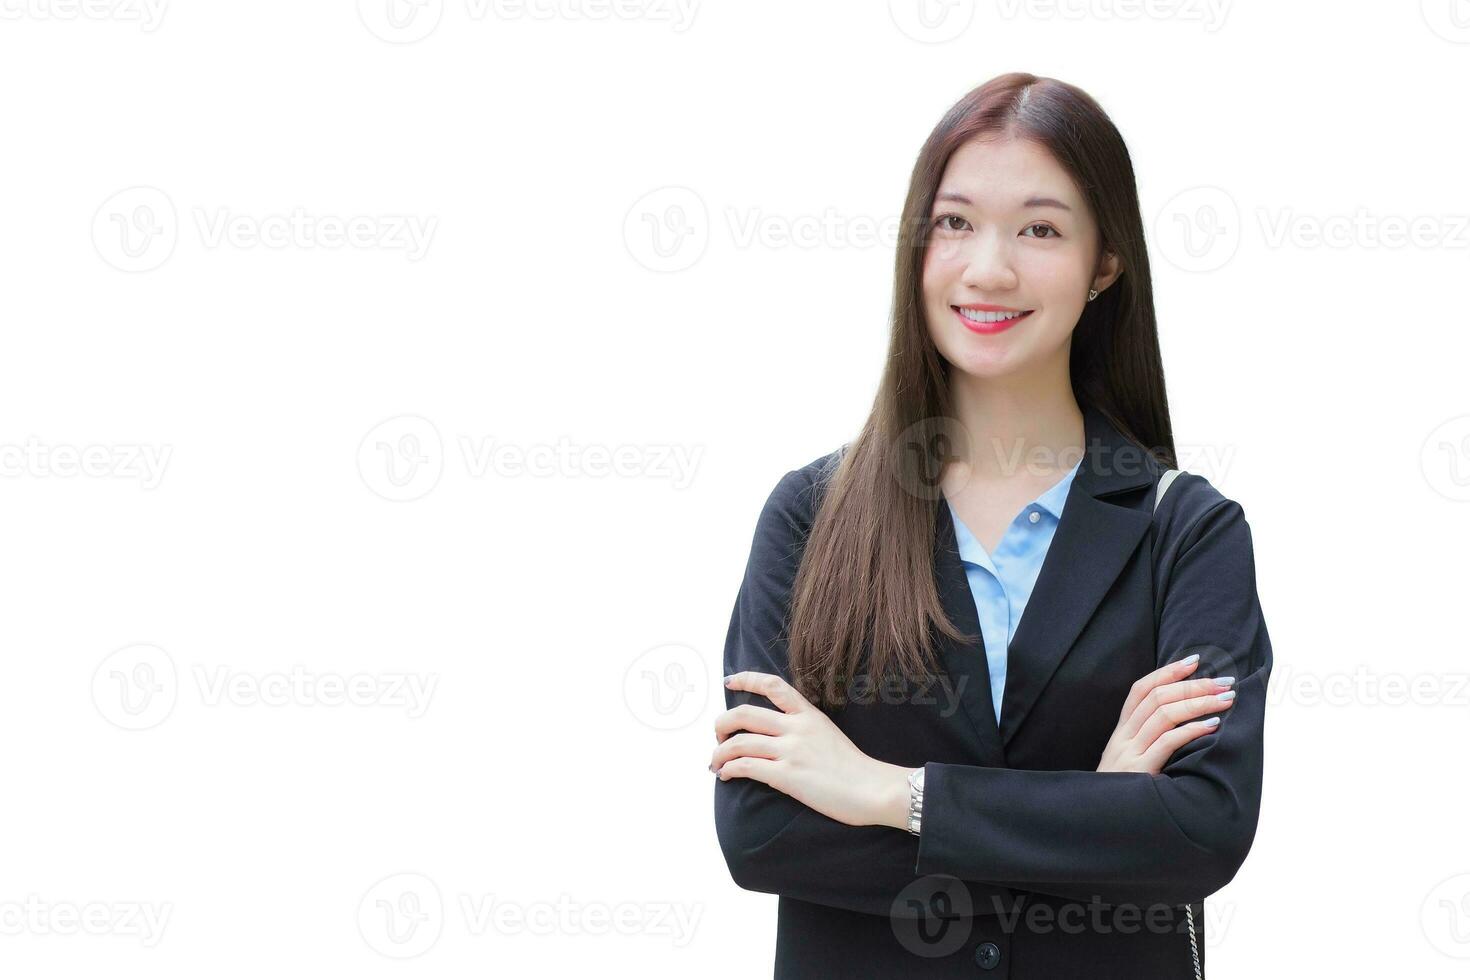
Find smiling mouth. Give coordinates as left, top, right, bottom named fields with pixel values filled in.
left=953, top=305, right=1033, bottom=324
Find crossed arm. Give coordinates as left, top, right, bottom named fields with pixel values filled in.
left=712, top=471, right=1272, bottom=915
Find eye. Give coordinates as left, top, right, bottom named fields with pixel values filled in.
left=931, top=213, right=970, bottom=233
left=1022, top=222, right=1060, bottom=239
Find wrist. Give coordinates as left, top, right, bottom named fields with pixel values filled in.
left=868, top=760, right=919, bottom=831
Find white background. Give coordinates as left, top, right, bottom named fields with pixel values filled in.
left=2, top=1, right=1468, bottom=976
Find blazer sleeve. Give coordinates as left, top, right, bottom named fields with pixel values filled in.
left=913, top=488, right=1273, bottom=907
left=712, top=465, right=1016, bottom=918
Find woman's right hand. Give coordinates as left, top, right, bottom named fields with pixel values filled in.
left=1096, top=656, right=1236, bottom=775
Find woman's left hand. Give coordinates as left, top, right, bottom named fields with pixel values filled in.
left=710, top=671, right=906, bottom=829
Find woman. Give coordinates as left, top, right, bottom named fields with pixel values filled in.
left=710, top=73, right=1271, bottom=979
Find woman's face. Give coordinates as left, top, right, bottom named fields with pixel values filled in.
left=921, top=136, right=1119, bottom=382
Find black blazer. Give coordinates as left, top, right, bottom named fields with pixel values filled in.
left=713, top=406, right=1272, bottom=979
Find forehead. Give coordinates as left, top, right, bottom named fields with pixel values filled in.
left=934, top=137, right=1080, bottom=210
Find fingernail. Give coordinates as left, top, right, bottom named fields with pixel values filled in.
left=723, top=675, right=734, bottom=685
left=1201, top=716, right=1221, bottom=727
left=1181, top=654, right=1200, bottom=666
left=1216, top=690, right=1237, bottom=702
left=1213, top=676, right=1235, bottom=688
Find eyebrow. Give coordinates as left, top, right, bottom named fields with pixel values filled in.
left=933, top=191, right=1073, bottom=212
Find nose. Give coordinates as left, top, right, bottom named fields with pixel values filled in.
left=958, top=229, right=1018, bottom=293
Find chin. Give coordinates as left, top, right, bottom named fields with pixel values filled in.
left=944, top=345, right=1024, bottom=380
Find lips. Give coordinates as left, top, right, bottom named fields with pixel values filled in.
left=952, top=305, right=1033, bottom=335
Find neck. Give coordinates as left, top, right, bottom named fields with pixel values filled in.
left=946, top=368, right=1083, bottom=482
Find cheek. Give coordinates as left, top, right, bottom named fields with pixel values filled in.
left=1019, top=263, right=1088, bottom=349
left=1015, top=246, right=1090, bottom=298
left=921, top=244, right=963, bottom=300
left=920, top=247, right=939, bottom=291
left=920, top=254, right=956, bottom=349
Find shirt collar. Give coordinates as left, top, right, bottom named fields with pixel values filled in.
left=1034, top=458, right=1082, bottom=519
left=944, top=458, right=1082, bottom=566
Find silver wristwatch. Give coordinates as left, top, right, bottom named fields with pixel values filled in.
left=906, top=766, right=925, bottom=835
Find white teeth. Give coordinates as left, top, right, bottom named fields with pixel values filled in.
left=957, top=307, right=1029, bottom=323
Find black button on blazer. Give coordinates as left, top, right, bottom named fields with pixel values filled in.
left=714, top=406, right=1272, bottom=979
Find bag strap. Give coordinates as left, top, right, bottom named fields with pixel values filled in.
left=1154, top=468, right=1182, bottom=514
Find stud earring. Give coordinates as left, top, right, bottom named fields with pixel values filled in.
left=1087, top=288, right=1099, bottom=302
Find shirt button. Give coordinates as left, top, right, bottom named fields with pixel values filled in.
left=1028, top=511, right=1040, bottom=524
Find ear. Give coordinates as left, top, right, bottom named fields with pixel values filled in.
left=1091, top=247, right=1123, bottom=295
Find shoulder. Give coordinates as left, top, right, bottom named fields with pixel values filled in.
left=766, top=445, right=847, bottom=510
left=754, top=446, right=847, bottom=538
left=1153, top=469, right=1256, bottom=561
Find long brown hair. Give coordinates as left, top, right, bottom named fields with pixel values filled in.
left=787, top=73, right=1177, bottom=709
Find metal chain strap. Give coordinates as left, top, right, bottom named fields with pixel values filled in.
left=1186, top=903, right=1202, bottom=979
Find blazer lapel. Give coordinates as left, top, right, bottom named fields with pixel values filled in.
left=995, top=407, right=1160, bottom=746
left=933, top=499, right=1009, bottom=767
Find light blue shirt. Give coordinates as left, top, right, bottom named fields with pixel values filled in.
left=944, top=459, right=1082, bottom=725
